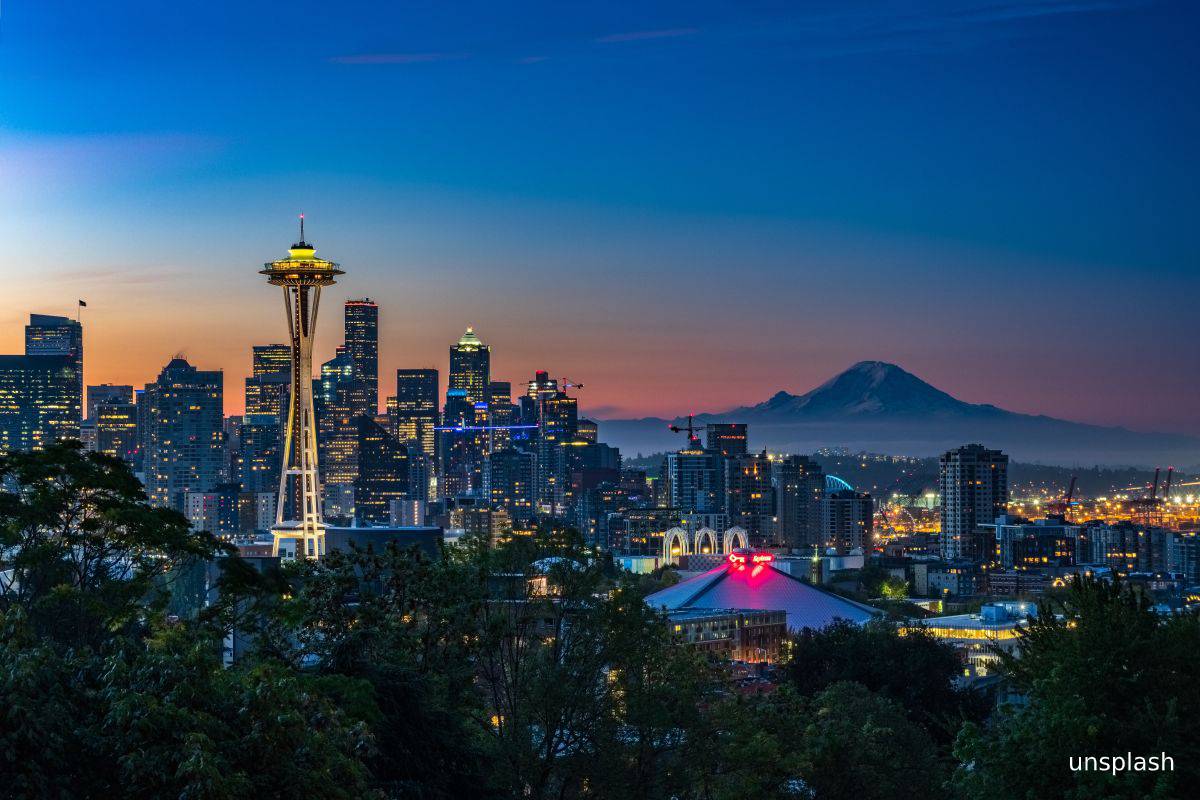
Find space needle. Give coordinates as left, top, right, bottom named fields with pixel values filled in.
left=261, top=216, right=343, bottom=559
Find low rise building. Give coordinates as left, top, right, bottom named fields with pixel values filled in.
left=667, top=608, right=787, bottom=663
left=905, top=600, right=1035, bottom=679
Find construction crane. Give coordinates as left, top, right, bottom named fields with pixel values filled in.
left=1130, top=467, right=1164, bottom=525
left=668, top=413, right=706, bottom=448
left=560, top=379, right=585, bottom=390
left=1048, top=475, right=1077, bottom=520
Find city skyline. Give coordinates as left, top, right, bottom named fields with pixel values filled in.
left=2, top=1, right=1198, bottom=432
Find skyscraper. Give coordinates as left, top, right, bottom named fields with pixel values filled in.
left=95, top=401, right=139, bottom=463
left=706, top=423, right=748, bottom=458
left=774, top=455, right=825, bottom=551
left=724, top=452, right=775, bottom=546
left=353, top=416, right=409, bottom=526
left=536, top=390, right=578, bottom=515
left=317, top=349, right=369, bottom=486
left=25, top=314, right=83, bottom=422
left=260, top=218, right=344, bottom=559
left=0, top=354, right=79, bottom=452
left=819, top=489, right=874, bottom=554
left=344, top=299, right=379, bottom=412
left=238, top=413, right=282, bottom=495
left=251, top=344, right=292, bottom=377
left=485, top=447, right=536, bottom=524
left=448, top=327, right=490, bottom=407
left=86, top=383, right=133, bottom=422
left=392, top=368, right=439, bottom=458
left=245, top=344, right=292, bottom=417
left=664, top=447, right=722, bottom=515
left=939, top=444, right=1009, bottom=561
left=143, top=357, right=224, bottom=512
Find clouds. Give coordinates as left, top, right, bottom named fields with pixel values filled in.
left=595, top=27, right=700, bottom=43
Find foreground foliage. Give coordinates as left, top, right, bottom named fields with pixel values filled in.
left=4, top=445, right=1194, bottom=799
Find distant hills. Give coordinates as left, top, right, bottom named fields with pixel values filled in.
left=596, top=361, right=1200, bottom=468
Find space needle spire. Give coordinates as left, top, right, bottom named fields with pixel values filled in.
left=260, top=216, right=344, bottom=559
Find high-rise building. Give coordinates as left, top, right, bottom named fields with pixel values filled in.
left=95, top=401, right=139, bottom=463
left=484, top=447, right=536, bottom=523
left=392, top=368, right=439, bottom=458
left=449, top=327, right=490, bottom=406
left=344, top=299, right=379, bottom=412
left=238, top=413, right=282, bottom=495
left=819, top=490, right=874, bottom=554
left=251, top=344, right=291, bottom=377
left=724, top=452, right=775, bottom=547
left=536, top=390, right=578, bottom=515
left=706, top=423, right=748, bottom=458
left=144, top=357, right=224, bottom=512
left=487, top=381, right=514, bottom=451
left=939, top=444, right=1008, bottom=561
left=664, top=446, right=722, bottom=515
left=317, top=349, right=370, bottom=486
left=245, top=344, right=291, bottom=417
left=353, top=416, right=408, bottom=526
left=773, top=455, right=825, bottom=551
left=25, top=314, right=83, bottom=422
left=0, top=354, right=80, bottom=452
left=260, top=219, right=344, bottom=559
left=86, top=383, right=133, bottom=422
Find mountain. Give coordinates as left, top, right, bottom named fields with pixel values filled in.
left=596, top=361, right=1200, bottom=467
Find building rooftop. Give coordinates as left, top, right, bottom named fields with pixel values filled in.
left=646, top=552, right=880, bottom=631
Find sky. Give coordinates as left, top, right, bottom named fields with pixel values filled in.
left=0, top=0, right=1197, bottom=432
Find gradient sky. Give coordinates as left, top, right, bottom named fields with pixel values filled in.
left=1, top=1, right=1197, bottom=431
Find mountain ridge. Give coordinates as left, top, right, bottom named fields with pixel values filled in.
left=593, top=361, right=1200, bottom=467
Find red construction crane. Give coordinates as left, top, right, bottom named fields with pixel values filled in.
left=668, top=413, right=706, bottom=448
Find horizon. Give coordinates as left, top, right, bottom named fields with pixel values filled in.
left=2, top=1, right=1198, bottom=433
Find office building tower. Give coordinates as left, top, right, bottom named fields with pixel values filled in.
left=95, top=401, right=139, bottom=463
left=0, top=354, right=80, bottom=452
left=724, top=452, right=775, bottom=547
left=484, top=447, right=536, bottom=523
left=939, top=444, right=1008, bottom=561
left=251, top=344, right=291, bottom=377
left=819, top=490, right=874, bottom=554
left=354, top=416, right=409, bottom=526
left=449, top=327, right=490, bottom=406
left=536, top=390, right=578, bottom=515
left=260, top=219, right=344, bottom=559
left=245, top=344, right=292, bottom=418
left=317, top=349, right=373, bottom=486
left=526, top=370, right=557, bottom=402
left=25, top=314, right=83, bottom=422
left=774, top=455, right=825, bottom=551
left=392, top=368, right=439, bottom=458
left=245, top=371, right=290, bottom=417
left=344, top=299, right=379, bottom=412
left=487, top=381, right=514, bottom=450
left=706, top=423, right=748, bottom=458
left=86, top=383, right=133, bottom=422
left=238, top=413, right=282, bottom=495
left=664, top=446, right=722, bottom=515
left=143, top=357, right=224, bottom=512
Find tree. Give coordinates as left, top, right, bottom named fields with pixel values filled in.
left=0, top=442, right=229, bottom=651
left=693, top=683, right=948, bottom=800
left=953, top=576, right=1200, bottom=800
left=785, top=619, right=986, bottom=745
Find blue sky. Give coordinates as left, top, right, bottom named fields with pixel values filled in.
left=1, top=1, right=1197, bottom=431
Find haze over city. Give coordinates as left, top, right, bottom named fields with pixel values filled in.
left=2, top=0, right=1197, bottom=431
